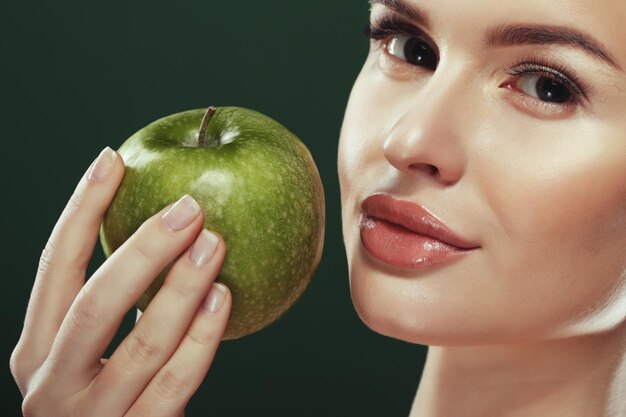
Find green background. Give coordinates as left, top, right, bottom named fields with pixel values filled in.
left=1, top=1, right=427, bottom=416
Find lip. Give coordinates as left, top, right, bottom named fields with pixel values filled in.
left=359, top=194, right=480, bottom=269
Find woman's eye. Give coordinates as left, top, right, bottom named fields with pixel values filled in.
left=514, top=74, right=574, bottom=103
left=386, top=35, right=438, bottom=70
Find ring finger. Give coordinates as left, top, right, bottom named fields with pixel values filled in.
left=86, top=230, right=226, bottom=416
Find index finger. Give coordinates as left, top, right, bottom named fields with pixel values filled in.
left=17, top=147, right=124, bottom=365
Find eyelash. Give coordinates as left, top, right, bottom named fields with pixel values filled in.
left=504, top=58, right=589, bottom=103
left=364, top=15, right=592, bottom=106
left=365, top=15, right=424, bottom=41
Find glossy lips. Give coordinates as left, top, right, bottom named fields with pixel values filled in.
left=359, top=194, right=480, bottom=268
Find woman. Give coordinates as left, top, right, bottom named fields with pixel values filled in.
left=11, top=0, right=626, bottom=415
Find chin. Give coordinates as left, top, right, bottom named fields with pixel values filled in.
left=350, top=285, right=497, bottom=347
left=350, top=286, right=465, bottom=346
left=347, top=251, right=465, bottom=346
left=347, top=247, right=533, bottom=347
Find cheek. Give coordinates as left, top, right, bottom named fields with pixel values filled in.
left=338, top=64, right=386, bottom=193
left=338, top=61, right=393, bottom=238
left=477, top=122, right=626, bottom=334
left=338, top=56, right=419, bottom=205
left=338, top=77, right=372, bottom=287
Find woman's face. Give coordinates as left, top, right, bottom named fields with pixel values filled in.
left=338, top=0, right=626, bottom=345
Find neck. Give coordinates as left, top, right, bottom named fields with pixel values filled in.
left=409, top=327, right=626, bottom=417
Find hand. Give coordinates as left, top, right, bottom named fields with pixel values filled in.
left=10, top=147, right=232, bottom=417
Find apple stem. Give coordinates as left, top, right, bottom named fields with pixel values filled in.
left=198, top=106, right=217, bottom=148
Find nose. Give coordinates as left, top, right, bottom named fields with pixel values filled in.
left=383, top=71, right=469, bottom=186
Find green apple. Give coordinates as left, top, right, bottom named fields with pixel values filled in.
left=99, top=106, right=325, bottom=340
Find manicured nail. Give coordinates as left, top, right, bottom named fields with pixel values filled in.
left=161, top=195, right=201, bottom=231
left=88, top=147, right=116, bottom=181
left=203, top=283, right=227, bottom=313
left=189, top=230, right=219, bottom=266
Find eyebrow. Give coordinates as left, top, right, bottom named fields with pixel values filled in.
left=486, top=25, right=622, bottom=71
left=369, top=0, right=622, bottom=72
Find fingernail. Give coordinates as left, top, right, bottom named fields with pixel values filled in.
left=162, top=195, right=201, bottom=231
left=189, top=230, right=219, bottom=266
left=88, top=147, right=116, bottom=181
left=203, top=283, right=227, bottom=313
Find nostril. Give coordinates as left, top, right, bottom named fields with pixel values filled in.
left=409, top=163, right=439, bottom=176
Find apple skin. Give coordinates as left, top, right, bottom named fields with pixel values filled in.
left=99, top=107, right=325, bottom=340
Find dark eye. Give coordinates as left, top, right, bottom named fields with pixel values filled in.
left=515, top=74, right=574, bottom=103
left=386, top=35, right=438, bottom=70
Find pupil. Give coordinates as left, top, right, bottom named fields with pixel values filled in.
left=404, top=38, right=437, bottom=69
left=536, top=78, right=571, bottom=103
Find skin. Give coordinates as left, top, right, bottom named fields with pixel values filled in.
left=339, top=0, right=626, bottom=415
left=10, top=0, right=626, bottom=416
